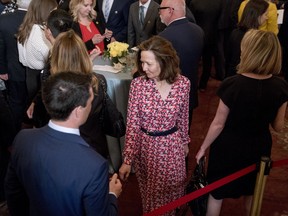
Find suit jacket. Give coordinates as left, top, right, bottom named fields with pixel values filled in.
left=96, top=0, right=136, bottom=42
left=5, top=126, right=118, bottom=216
left=159, top=18, right=204, bottom=109
left=0, top=10, right=26, bottom=81
left=127, top=1, right=164, bottom=47
left=189, top=0, right=222, bottom=45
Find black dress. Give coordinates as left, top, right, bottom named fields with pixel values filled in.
left=208, top=74, right=288, bottom=199
left=33, top=71, right=110, bottom=158
left=79, top=74, right=109, bottom=158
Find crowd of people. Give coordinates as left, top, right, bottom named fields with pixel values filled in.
left=0, top=0, right=288, bottom=215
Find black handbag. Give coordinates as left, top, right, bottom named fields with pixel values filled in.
left=99, top=78, right=126, bottom=138
left=186, top=157, right=208, bottom=216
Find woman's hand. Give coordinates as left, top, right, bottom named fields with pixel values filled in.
left=27, top=102, right=35, bottom=119
left=0, top=74, right=8, bottom=80
left=104, top=29, right=113, bottom=41
left=89, top=46, right=101, bottom=61
left=195, top=147, right=205, bottom=164
left=119, top=163, right=131, bottom=181
left=184, top=144, right=189, bottom=157
left=92, top=34, right=105, bottom=44
left=110, top=37, right=116, bottom=43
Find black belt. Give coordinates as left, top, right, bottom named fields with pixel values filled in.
left=140, top=126, right=178, bottom=136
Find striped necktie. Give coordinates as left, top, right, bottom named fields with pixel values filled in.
left=139, top=5, right=145, bottom=28
left=104, top=0, right=112, bottom=22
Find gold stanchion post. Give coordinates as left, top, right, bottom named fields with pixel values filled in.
left=250, top=156, right=271, bottom=216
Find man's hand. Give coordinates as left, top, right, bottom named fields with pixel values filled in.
left=109, top=173, right=122, bottom=198
left=0, top=74, right=8, bottom=80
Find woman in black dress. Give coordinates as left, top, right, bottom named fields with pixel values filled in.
left=196, top=29, right=288, bottom=216
left=32, top=29, right=110, bottom=158
left=225, top=0, right=269, bottom=77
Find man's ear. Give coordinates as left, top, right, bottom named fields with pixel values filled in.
left=73, top=106, right=83, bottom=119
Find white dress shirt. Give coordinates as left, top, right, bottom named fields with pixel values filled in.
left=139, top=0, right=151, bottom=19
left=48, top=120, right=80, bottom=136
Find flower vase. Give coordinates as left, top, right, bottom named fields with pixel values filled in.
left=112, top=56, right=126, bottom=71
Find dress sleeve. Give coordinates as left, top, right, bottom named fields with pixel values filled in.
left=279, top=78, right=288, bottom=105
left=177, top=77, right=191, bottom=145
left=122, top=78, right=141, bottom=165
left=217, top=76, right=236, bottom=108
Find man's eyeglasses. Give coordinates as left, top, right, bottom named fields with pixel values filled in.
left=158, top=7, right=173, bottom=12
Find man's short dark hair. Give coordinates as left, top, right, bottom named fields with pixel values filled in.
left=47, top=9, right=73, bottom=38
left=42, top=71, right=92, bottom=121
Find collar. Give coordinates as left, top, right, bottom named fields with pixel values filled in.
left=48, top=120, right=80, bottom=136
left=17, top=8, right=28, bottom=11
left=139, top=0, right=151, bottom=8
left=168, top=16, right=186, bottom=26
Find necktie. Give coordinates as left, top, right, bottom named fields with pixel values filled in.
left=104, top=0, right=111, bottom=22
left=139, top=6, right=145, bottom=28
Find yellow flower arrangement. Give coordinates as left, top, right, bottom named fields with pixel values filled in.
left=103, top=41, right=138, bottom=73
left=104, top=41, right=129, bottom=64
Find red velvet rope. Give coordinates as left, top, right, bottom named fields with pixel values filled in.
left=144, top=158, right=288, bottom=216
left=272, top=158, right=288, bottom=168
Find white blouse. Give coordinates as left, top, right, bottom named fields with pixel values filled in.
left=18, top=24, right=51, bottom=70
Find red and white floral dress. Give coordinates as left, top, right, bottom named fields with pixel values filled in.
left=123, top=75, right=191, bottom=215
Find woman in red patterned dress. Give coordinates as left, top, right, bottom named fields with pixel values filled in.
left=119, top=36, right=190, bottom=215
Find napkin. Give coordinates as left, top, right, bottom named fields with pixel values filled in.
left=93, top=65, right=121, bottom=73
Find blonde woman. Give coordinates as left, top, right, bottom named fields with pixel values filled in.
left=196, top=29, right=288, bottom=216
left=33, top=30, right=111, bottom=158
left=70, top=0, right=112, bottom=53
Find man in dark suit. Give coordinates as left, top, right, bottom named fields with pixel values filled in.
left=0, top=0, right=30, bottom=207
left=153, top=0, right=196, bottom=23
left=5, top=72, right=122, bottom=216
left=0, top=0, right=31, bottom=132
left=0, top=90, right=15, bottom=206
left=159, top=0, right=204, bottom=127
left=189, top=0, right=224, bottom=90
left=128, top=0, right=165, bottom=48
left=96, top=0, right=136, bottom=42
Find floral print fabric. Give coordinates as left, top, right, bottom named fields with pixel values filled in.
left=123, top=75, right=190, bottom=214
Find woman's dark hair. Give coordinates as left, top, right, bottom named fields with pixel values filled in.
left=137, top=35, right=180, bottom=84
left=47, top=9, right=73, bottom=38
left=238, top=0, right=269, bottom=31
